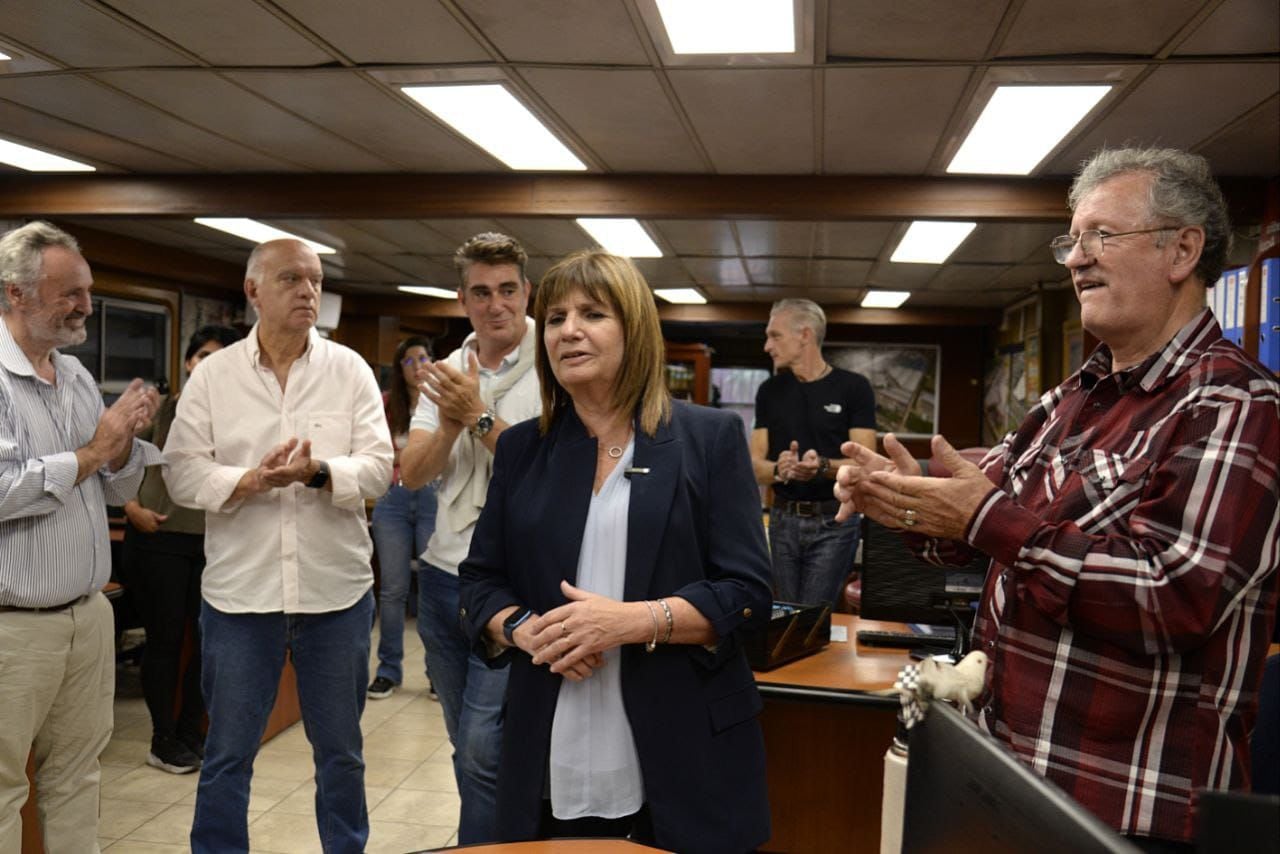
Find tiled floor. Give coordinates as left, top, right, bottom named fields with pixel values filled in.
left=96, top=617, right=460, bottom=853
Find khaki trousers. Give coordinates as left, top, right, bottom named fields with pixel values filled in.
left=0, top=592, right=114, bottom=853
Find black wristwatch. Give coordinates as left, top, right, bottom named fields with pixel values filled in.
left=503, top=607, right=534, bottom=646
left=471, top=407, right=496, bottom=438
left=817, top=456, right=831, bottom=478
left=305, top=460, right=330, bottom=489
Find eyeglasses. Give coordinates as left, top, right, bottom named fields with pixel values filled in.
left=1049, top=227, right=1175, bottom=264
left=401, top=355, right=430, bottom=366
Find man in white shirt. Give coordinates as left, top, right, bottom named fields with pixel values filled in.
left=400, top=232, right=541, bottom=844
left=163, top=239, right=392, bottom=854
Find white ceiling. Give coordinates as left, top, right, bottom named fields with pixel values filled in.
left=0, top=0, right=1276, bottom=308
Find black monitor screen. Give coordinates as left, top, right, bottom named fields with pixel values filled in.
left=859, top=517, right=986, bottom=628
left=903, top=702, right=1140, bottom=854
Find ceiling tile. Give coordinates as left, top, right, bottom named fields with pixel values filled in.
left=652, top=221, right=739, bottom=256
left=747, top=258, right=810, bottom=285
left=265, top=220, right=403, bottom=254
left=271, top=0, right=491, bottom=63
left=0, top=100, right=193, bottom=171
left=458, top=0, right=650, bottom=64
left=326, top=253, right=419, bottom=282
left=901, top=289, right=1022, bottom=308
left=345, top=221, right=460, bottom=255
left=992, top=262, right=1072, bottom=288
left=824, top=67, right=972, bottom=173
left=1195, top=94, right=1280, bottom=176
left=813, top=221, right=896, bottom=258
left=668, top=69, right=814, bottom=173
left=998, top=0, right=1204, bottom=57
left=490, top=218, right=596, bottom=256
left=61, top=218, right=231, bottom=250
left=925, top=263, right=1013, bottom=290
left=225, top=71, right=499, bottom=171
left=521, top=68, right=705, bottom=171
left=104, top=0, right=335, bottom=65
left=93, top=70, right=394, bottom=171
left=1176, top=0, right=1280, bottom=55
left=950, top=223, right=1064, bottom=264
left=737, top=221, right=815, bottom=256
left=683, top=257, right=749, bottom=286
left=1049, top=63, right=1280, bottom=174
left=811, top=259, right=873, bottom=287
left=866, top=261, right=942, bottom=288
left=0, top=0, right=191, bottom=67
left=420, top=219, right=513, bottom=246
left=827, top=0, right=1006, bottom=61
left=632, top=257, right=694, bottom=286
left=0, top=76, right=291, bottom=170
left=372, top=254, right=455, bottom=283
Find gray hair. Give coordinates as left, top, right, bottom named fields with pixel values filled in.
left=454, top=232, right=528, bottom=289
left=0, top=221, right=81, bottom=312
left=1069, top=147, right=1231, bottom=286
left=770, top=298, right=827, bottom=348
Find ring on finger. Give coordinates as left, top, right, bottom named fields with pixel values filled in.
left=903, top=508, right=917, bottom=527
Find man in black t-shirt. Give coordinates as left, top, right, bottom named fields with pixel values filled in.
left=751, top=299, right=876, bottom=606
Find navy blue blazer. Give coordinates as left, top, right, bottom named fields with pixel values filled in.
left=460, top=400, right=773, bottom=854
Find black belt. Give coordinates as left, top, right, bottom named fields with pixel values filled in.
left=0, top=594, right=89, bottom=613
left=775, top=499, right=842, bottom=518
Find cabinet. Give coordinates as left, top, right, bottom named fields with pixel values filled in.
left=664, top=342, right=712, bottom=405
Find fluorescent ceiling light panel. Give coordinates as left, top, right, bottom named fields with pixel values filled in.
left=890, top=221, right=977, bottom=264
left=576, top=218, right=663, bottom=258
left=656, top=0, right=795, bottom=54
left=0, top=137, right=94, bottom=172
left=401, top=84, right=585, bottom=171
left=654, top=288, right=707, bottom=305
left=947, top=85, right=1111, bottom=175
left=861, top=290, right=911, bottom=309
left=398, top=285, right=457, bottom=299
left=0, top=50, right=10, bottom=61
left=194, top=218, right=336, bottom=254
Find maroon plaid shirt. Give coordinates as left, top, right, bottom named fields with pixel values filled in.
left=921, top=309, right=1279, bottom=842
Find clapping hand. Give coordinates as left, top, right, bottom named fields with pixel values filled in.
left=257, top=438, right=314, bottom=488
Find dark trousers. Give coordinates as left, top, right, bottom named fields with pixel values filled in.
left=124, top=526, right=206, bottom=740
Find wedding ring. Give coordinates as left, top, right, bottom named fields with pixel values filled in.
left=903, top=508, right=917, bottom=527
left=560, top=622, right=567, bottom=636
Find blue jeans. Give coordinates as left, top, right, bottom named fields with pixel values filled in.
left=192, top=591, right=374, bottom=854
left=417, top=562, right=508, bottom=844
left=769, top=511, right=862, bottom=607
left=371, top=482, right=438, bottom=683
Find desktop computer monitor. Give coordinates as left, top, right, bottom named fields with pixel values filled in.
left=903, top=702, right=1140, bottom=854
left=858, top=517, right=986, bottom=629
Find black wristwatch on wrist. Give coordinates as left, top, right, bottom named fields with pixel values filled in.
left=470, top=407, right=496, bottom=438
left=305, top=460, right=330, bottom=489
left=817, top=456, right=831, bottom=478
left=502, top=607, right=534, bottom=646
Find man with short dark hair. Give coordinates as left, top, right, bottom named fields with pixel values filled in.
left=0, top=220, right=160, bottom=851
left=164, top=239, right=392, bottom=853
left=835, top=147, right=1279, bottom=851
left=400, top=231, right=542, bottom=843
left=751, top=298, right=877, bottom=606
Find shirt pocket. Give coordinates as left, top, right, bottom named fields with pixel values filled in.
left=298, top=411, right=352, bottom=460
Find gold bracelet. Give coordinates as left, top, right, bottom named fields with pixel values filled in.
left=643, top=600, right=660, bottom=653
left=656, top=597, right=674, bottom=645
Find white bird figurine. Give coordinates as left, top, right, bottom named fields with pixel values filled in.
left=878, top=650, right=991, bottom=727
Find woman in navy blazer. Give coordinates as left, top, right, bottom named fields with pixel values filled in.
left=460, top=250, right=773, bottom=853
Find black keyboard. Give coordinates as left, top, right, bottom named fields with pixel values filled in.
left=856, top=629, right=955, bottom=650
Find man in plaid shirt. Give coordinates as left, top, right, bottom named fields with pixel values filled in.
left=834, top=147, right=1279, bottom=852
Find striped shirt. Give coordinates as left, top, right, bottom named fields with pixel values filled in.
left=922, top=308, right=1280, bottom=842
left=0, top=316, right=159, bottom=607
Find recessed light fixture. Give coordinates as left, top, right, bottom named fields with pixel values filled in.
left=402, top=84, right=586, bottom=171
left=947, top=85, right=1111, bottom=175
left=398, top=285, right=457, bottom=300
left=193, top=218, right=337, bottom=254
left=654, top=288, right=707, bottom=305
left=0, top=137, right=95, bottom=172
left=655, top=0, right=795, bottom=54
left=890, top=221, right=977, bottom=264
left=861, top=290, right=911, bottom=309
left=576, top=218, right=663, bottom=258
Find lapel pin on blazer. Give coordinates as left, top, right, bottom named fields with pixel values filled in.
left=623, top=467, right=651, bottom=478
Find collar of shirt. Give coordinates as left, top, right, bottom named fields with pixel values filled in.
left=244, top=322, right=319, bottom=369
left=1079, top=307, right=1218, bottom=395
left=0, top=316, right=85, bottom=389
left=458, top=317, right=531, bottom=376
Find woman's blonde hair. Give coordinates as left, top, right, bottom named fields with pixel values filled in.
left=534, top=250, right=671, bottom=436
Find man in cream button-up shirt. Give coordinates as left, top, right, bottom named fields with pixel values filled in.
left=164, top=239, right=392, bottom=854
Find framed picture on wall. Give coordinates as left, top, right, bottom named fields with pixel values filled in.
left=823, top=343, right=941, bottom=438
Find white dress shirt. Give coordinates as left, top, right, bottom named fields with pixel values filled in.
left=411, top=317, right=541, bottom=575
left=0, top=317, right=159, bottom=607
left=162, top=326, right=392, bottom=613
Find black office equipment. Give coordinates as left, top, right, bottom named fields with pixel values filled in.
left=855, top=627, right=955, bottom=650
left=1196, top=789, right=1280, bottom=854
left=903, top=702, right=1140, bottom=854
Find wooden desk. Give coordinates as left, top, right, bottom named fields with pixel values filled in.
left=754, top=614, right=914, bottom=854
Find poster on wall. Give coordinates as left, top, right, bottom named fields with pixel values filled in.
left=823, top=343, right=940, bottom=438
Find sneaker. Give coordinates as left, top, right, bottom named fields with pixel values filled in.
left=176, top=727, right=206, bottom=760
left=427, top=683, right=439, bottom=702
left=147, top=735, right=201, bottom=775
left=367, top=676, right=398, bottom=699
